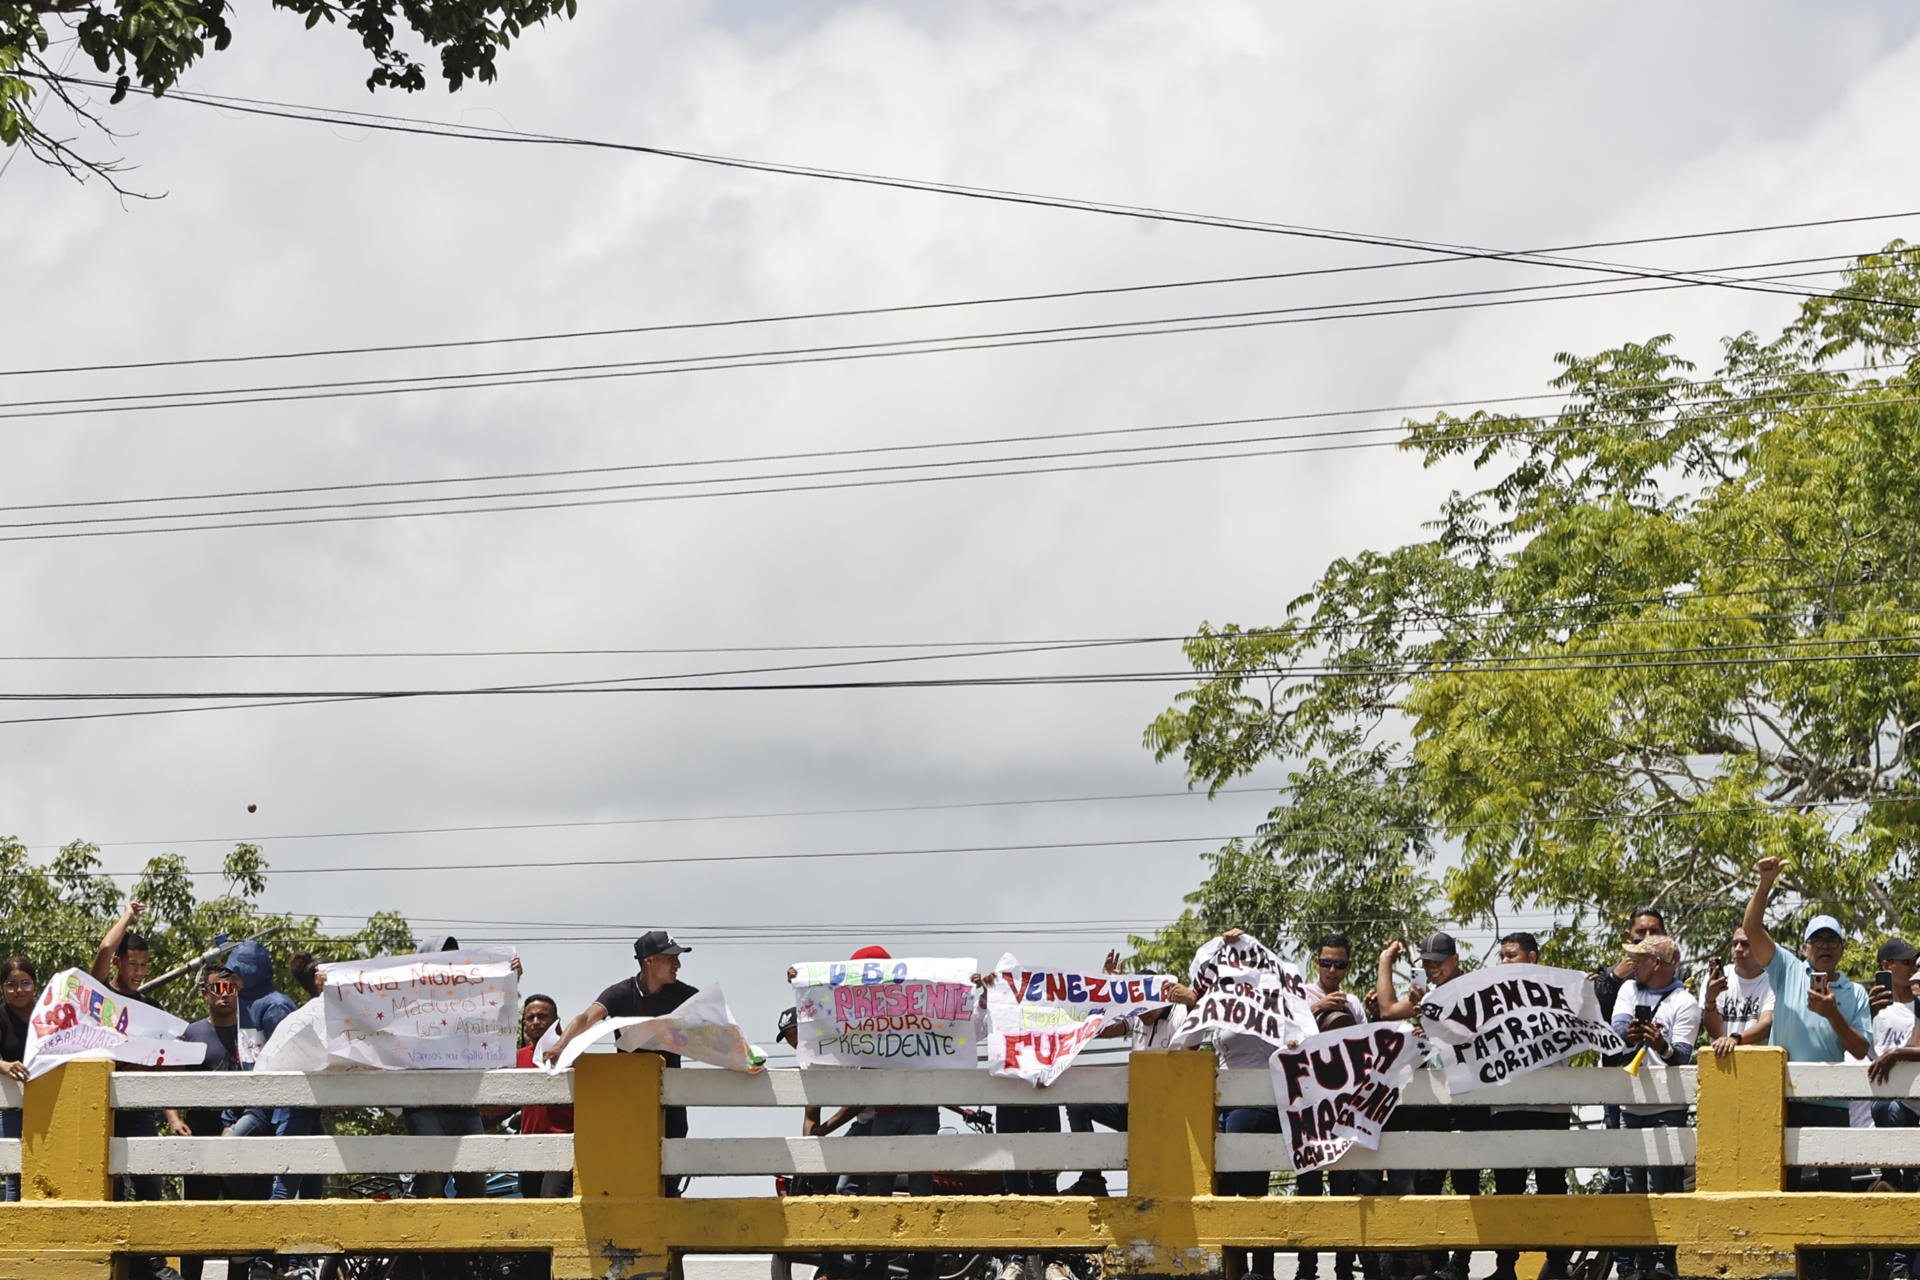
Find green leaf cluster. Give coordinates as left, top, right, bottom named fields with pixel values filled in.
left=0, top=834, right=413, bottom=1019
left=1144, top=244, right=1920, bottom=968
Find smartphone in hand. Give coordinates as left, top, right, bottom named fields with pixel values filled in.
left=1877, top=969, right=1895, bottom=993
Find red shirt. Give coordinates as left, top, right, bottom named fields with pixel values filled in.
left=516, top=1045, right=574, bottom=1133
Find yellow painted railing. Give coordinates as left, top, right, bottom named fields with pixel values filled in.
left=1, top=1048, right=1916, bottom=1279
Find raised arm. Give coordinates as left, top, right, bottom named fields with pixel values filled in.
left=1375, top=940, right=1419, bottom=1021
left=91, top=901, right=144, bottom=983
left=1743, top=858, right=1783, bottom=971
left=540, top=1002, right=609, bottom=1066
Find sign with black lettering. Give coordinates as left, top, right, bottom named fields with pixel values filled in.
left=1417, top=963, right=1624, bottom=1093
left=1270, top=1021, right=1428, bottom=1171
left=1169, top=968, right=1316, bottom=1050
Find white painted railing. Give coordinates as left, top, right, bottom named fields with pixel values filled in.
left=1783, top=1063, right=1920, bottom=1167
left=1, top=1076, right=21, bottom=1176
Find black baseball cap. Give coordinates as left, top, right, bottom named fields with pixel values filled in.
left=634, top=930, right=690, bottom=960
left=776, top=1007, right=798, bottom=1038
left=1418, top=931, right=1458, bottom=962
left=1879, top=939, right=1920, bottom=966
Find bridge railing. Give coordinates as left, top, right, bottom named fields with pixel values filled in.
left=5, top=1049, right=1920, bottom=1280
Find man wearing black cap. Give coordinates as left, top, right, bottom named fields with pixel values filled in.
left=544, top=929, right=699, bottom=1194
left=1375, top=932, right=1481, bottom=1280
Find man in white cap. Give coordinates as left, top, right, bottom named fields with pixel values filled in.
left=1742, top=857, right=1872, bottom=1280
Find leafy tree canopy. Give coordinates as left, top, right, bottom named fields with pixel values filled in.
left=1139, top=244, right=1920, bottom=975
left=0, top=834, right=413, bottom=1019
left=2, top=0, right=577, bottom=186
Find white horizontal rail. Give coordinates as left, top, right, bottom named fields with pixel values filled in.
left=1216, top=1066, right=1695, bottom=1109
left=1788, top=1063, right=1920, bottom=1101
left=1786, top=1127, right=1920, bottom=1167
left=0, top=1138, right=17, bottom=1176
left=111, top=1068, right=572, bottom=1110
left=113, top=1134, right=573, bottom=1176
left=663, top=1132, right=1125, bottom=1177
left=0, top=1077, right=19, bottom=1108
left=665, top=1066, right=1128, bottom=1108
left=1217, top=1127, right=1697, bottom=1172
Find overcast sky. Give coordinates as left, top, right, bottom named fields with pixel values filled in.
left=6, top=2, right=1920, bottom=1096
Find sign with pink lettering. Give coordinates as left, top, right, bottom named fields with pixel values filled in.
left=791, top=956, right=980, bottom=1069
left=318, top=947, right=519, bottom=1070
left=23, top=968, right=206, bottom=1080
left=985, top=952, right=1177, bottom=1086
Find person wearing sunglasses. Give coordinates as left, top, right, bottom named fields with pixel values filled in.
left=170, top=966, right=272, bottom=1280
left=1295, top=933, right=1370, bottom=1280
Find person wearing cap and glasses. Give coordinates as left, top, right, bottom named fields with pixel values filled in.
left=1743, top=859, right=1872, bottom=1279
left=1375, top=932, right=1481, bottom=1280
left=1294, top=933, right=1370, bottom=1280
left=543, top=929, right=700, bottom=1195
left=1608, top=935, right=1698, bottom=1280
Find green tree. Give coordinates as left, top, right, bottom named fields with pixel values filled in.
left=2, top=1, right=577, bottom=187
left=0, top=834, right=413, bottom=1018
left=1143, top=244, right=1920, bottom=969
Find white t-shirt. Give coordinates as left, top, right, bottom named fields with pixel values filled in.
left=1615, top=980, right=1701, bottom=1116
left=1874, top=1001, right=1916, bottom=1058
left=1700, top=968, right=1775, bottom=1041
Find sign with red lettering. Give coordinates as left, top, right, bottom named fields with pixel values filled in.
left=318, top=946, right=519, bottom=1070
left=23, top=968, right=206, bottom=1080
left=985, top=953, right=1178, bottom=1086
left=1270, top=1021, right=1428, bottom=1171
left=791, top=957, right=980, bottom=1069
left=1417, top=963, right=1623, bottom=1093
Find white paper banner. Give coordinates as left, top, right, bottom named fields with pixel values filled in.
left=252, top=999, right=330, bottom=1074
left=1189, top=933, right=1285, bottom=996
left=1270, top=1021, right=1428, bottom=1171
left=536, top=986, right=765, bottom=1074
left=318, top=947, right=519, bottom=1070
left=23, top=968, right=206, bottom=1080
left=791, top=956, right=980, bottom=1069
left=1417, top=963, right=1625, bottom=1093
left=986, top=953, right=1178, bottom=1086
left=1170, top=940, right=1318, bottom=1051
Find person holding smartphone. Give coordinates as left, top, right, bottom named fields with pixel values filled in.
left=1609, top=936, right=1699, bottom=1280
left=1700, top=927, right=1775, bottom=1057
left=1865, top=941, right=1920, bottom=1166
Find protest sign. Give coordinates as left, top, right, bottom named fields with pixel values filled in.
left=23, top=968, right=206, bottom=1080
left=1168, top=971, right=1317, bottom=1051
left=985, top=953, right=1178, bottom=1085
left=252, top=999, right=329, bottom=1074
left=1189, top=933, right=1285, bottom=995
left=791, top=956, right=980, bottom=1069
left=536, top=986, right=765, bottom=1074
left=318, top=946, right=519, bottom=1070
left=1269, top=1021, right=1428, bottom=1171
left=1417, top=963, right=1625, bottom=1093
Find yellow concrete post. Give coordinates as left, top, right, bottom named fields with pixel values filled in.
left=1113, top=1050, right=1220, bottom=1279
left=568, top=1052, right=674, bottom=1280
left=1682, top=1047, right=1792, bottom=1280
left=7, top=1060, right=116, bottom=1278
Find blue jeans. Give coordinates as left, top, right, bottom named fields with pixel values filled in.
left=1, top=1107, right=17, bottom=1202
left=1622, top=1109, right=1687, bottom=1276
left=270, top=1107, right=326, bottom=1201
left=1219, top=1107, right=1280, bottom=1279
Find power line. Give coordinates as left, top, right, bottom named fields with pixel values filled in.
left=6, top=381, right=1918, bottom=543
left=33, top=72, right=1920, bottom=315
left=0, top=260, right=1867, bottom=422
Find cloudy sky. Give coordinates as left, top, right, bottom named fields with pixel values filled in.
left=5, top=1, right=1920, bottom=1096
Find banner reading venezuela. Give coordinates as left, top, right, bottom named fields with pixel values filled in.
left=985, top=953, right=1178, bottom=1086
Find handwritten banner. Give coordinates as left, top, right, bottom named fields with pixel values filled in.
left=23, top=968, right=206, bottom=1080
left=791, top=956, right=979, bottom=1069
left=253, top=999, right=330, bottom=1074
left=319, top=946, right=519, bottom=1070
left=1418, top=963, right=1624, bottom=1093
left=1168, top=976, right=1316, bottom=1050
left=986, top=953, right=1177, bottom=1085
left=1270, top=1021, right=1427, bottom=1171
left=537, top=986, right=765, bottom=1074
left=1189, top=933, right=1285, bottom=996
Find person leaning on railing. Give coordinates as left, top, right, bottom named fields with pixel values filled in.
left=1742, top=857, right=1872, bottom=1280
left=504, top=993, right=574, bottom=1199
left=1609, top=935, right=1698, bottom=1280
left=1590, top=908, right=1670, bottom=1196
left=1, top=955, right=35, bottom=1205
left=1699, top=927, right=1775, bottom=1059
left=169, top=964, right=272, bottom=1280
left=1061, top=949, right=1197, bottom=1198
left=1294, top=932, right=1373, bottom=1280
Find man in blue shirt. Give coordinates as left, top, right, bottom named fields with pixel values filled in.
left=1742, top=856, right=1872, bottom=1280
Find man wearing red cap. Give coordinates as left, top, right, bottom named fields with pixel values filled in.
left=837, top=946, right=938, bottom=1280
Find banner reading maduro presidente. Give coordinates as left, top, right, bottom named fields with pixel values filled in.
left=986, top=952, right=1178, bottom=1085
left=1417, top=963, right=1624, bottom=1093
left=791, top=956, right=979, bottom=1068
left=24, top=968, right=206, bottom=1080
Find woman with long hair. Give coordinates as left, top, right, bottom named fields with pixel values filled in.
left=1, top=955, right=38, bottom=1202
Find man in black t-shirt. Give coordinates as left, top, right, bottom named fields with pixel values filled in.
left=543, top=929, right=698, bottom=1194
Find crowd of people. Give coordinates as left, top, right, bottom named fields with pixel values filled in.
left=2, top=856, right=1918, bottom=1280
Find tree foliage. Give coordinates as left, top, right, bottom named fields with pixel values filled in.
left=0, top=834, right=413, bottom=1019
left=1142, top=244, right=1920, bottom=969
left=1, top=0, right=578, bottom=187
